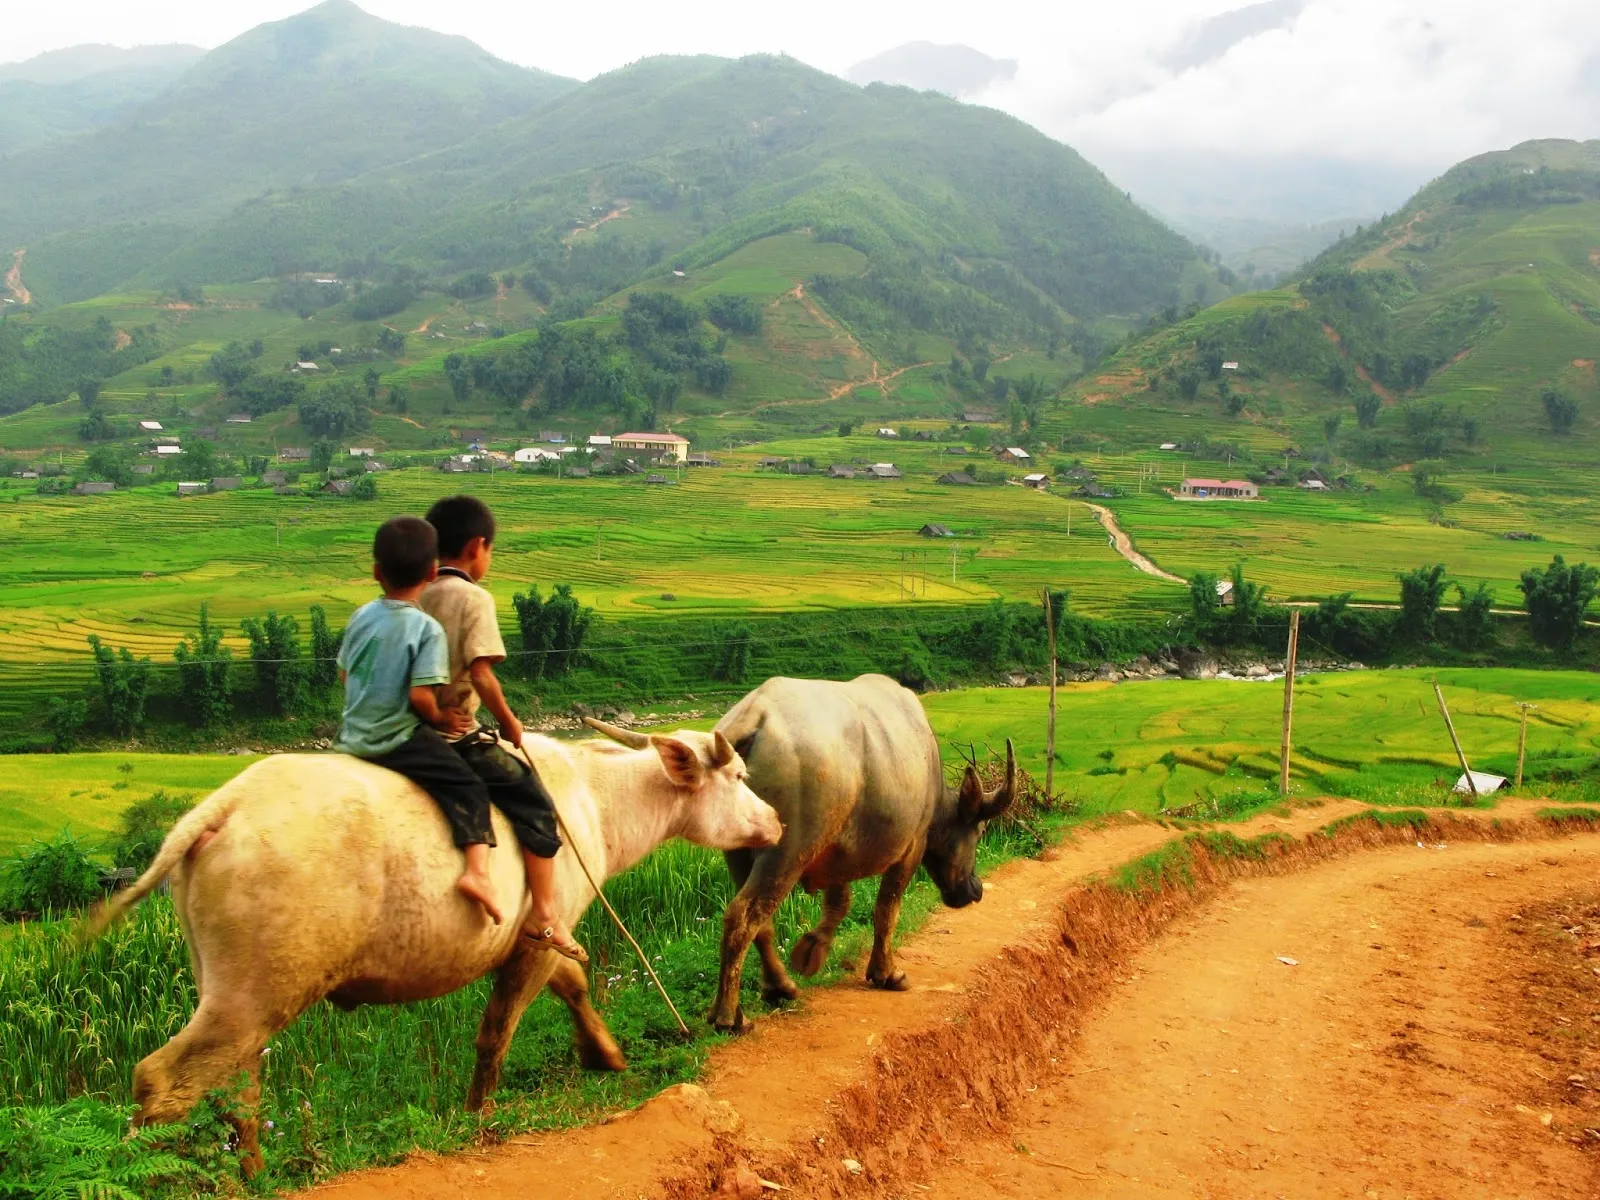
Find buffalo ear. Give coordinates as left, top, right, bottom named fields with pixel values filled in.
left=957, top=764, right=985, bottom=824
left=651, top=735, right=705, bottom=789
left=711, top=729, right=736, bottom=768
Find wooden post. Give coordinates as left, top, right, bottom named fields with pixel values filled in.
left=1278, top=610, right=1301, bottom=796
left=1042, top=589, right=1058, bottom=798
left=1515, top=703, right=1535, bottom=790
left=1433, top=679, right=1477, bottom=798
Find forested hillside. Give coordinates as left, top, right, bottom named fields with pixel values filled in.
left=0, top=45, right=202, bottom=155
left=1062, top=138, right=1600, bottom=464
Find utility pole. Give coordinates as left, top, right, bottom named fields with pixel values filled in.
left=951, top=545, right=958, bottom=587
left=1514, top=703, right=1536, bottom=789
left=1433, top=679, right=1477, bottom=799
left=1279, top=610, right=1300, bottom=796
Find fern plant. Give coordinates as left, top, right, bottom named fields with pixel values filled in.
left=0, top=1100, right=203, bottom=1200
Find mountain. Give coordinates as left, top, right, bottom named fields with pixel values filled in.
left=1065, top=138, right=1600, bottom=462
left=0, top=0, right=575, bottom=282
left=844, top=42, right=1018, bottom=98
left=0, top=45, right=203, bottom=156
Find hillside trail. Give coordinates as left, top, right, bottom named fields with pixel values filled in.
left=5, top=248, right=30, bottom=306
left=1322, top=322, right=1398, bottom=404
left=1081, top=502, right=1185, bottom=584
left=562, top=205, right=630, bottom=245
left=301, top=799, right=1598, bottom=1200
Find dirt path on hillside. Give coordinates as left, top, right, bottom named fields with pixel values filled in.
left=917, top=837, right=1600, bottom=1199
left=5, top=249, right=30, bottom=306
left=1082, top=502, right=1186, bottom=583
left=301, top=800, right=1599, bottom=1200
left=1352, top=211, right=1426, bottom=273
left=563, top=205, right=631, bottom=245
left=1322, top=321, right=1399, bottom=404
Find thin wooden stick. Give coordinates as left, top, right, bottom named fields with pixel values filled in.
left=508, top=742, right=691, bottom=1036
left=1433, top=680, right=1477, bottom=799
left=1279, top=610, right=1300, bottom=796
left=1042, top=589, right=1058, bottom=799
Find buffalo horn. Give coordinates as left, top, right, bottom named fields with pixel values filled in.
left=981, top=738, right=1018, bottom=820
left=583, top=716, right=651, bottom=749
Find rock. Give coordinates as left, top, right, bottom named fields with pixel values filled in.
left=1177, top=648, right=1216, bottom=680
left=1006, top=673, right=1029, bottom=688
left=1095, top=666, right=1122, bottom=683
left=715, top=1167, right=765, bottom=1199
left=570, top=702, right=593, bottom=719
left=615, top=710, right=638, bottom=727
left=1246, top=663, right=1271, bottom=679
left=1158, top=658, right=1180, bottom=673
left=842, top=1159, right=864, bottom=1176
left=1349, top=662, right=1367, bottom=671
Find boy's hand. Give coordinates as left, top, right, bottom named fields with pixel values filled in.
left=499, top=715, right=525, bottom=748
left=437, top=708, right=475, bottom=737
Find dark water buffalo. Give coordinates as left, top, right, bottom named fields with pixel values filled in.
left=709, top=673, right=1016, bottom=1031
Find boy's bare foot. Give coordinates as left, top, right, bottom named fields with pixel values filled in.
left=457, top=871, right=504, bottom=925
left=522, top=916, right=587, bottom=964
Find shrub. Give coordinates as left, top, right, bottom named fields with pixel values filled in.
left=704, top=294, right=763, bottom=335
left=347, top=282, right=416, bottom=321
left=1396, top=564, right=1448, bottom=644
left=512, top=585, right=595, bottom=682
left=46, top=697, right=88, bottom=752
left=1520, top=555, right=1599, bottom=651
left=1449, top=582, right=1496, bottom=652
left=86, top=636, right=151, bottom=737
left=1, top=831, right=102, bottom=916
left=308, top=605, right=342, bottom=693
left=713, top=623, right=753, bottom=683
left=108, top=791, right=195, bottom=874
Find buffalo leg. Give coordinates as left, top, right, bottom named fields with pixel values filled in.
left=467, top=945, right=559, bottom=1110
left=866, top=858, right=917, bottom=991
left=545, top=955, right=625, bottom=1071
left=132, top=998, right=274, bottom=1176
left=788, top=882, right=852, bottom=978
left=712, top=855, right=804, bottom=1032
left=730, top=850, right=798, bottom=1005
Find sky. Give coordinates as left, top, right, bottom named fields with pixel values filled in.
left=3, top=0, right=1597, bottom=173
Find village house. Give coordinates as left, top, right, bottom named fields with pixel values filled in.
left=279, top=448, right=310, bottom=462
left=262, top=470, right=287, bottom=486
left=227, top=413, right=252, bottom=424
left=363, top=460, right=385, bottom=473
left=132, top=465, right=154, bottom=476
left=292, top=361, right=319, bottom=373
left=1221, top=361, right=1240, bottom=372
left=912, top=430, right=936, bottom=441
left=209, top=477, right=241, bottom=491
left=514, top=447, right=560, bottom=464
left=176, top=481, right=208, bottom=496
left=439, top=459, right=473, bottom=474
left=1298, top=478, right=1329, bottom=491
left=962, top=409, right=997, bottom=423
left=868, top=463, right=903, bottom=480
left=876, top=427, right=899, bottom=439
left=348, top=447, right=375, bottom=458
left=919, top=523, right=955, bottom=538
left=1178, top=478, right=1260, bottom=499
left=274, top=485, right=300, bottom=496
left=644, top=473, right=674, bottom=485
left=614, top=431, right=690, bottom=463
left=937, top=471, right=976, bottom=486
left=540, top=431, right=568, bottom=444
left=997, top=446, right=1032, bottom=464
left=565, top=466, right=591, bottom=479
left=322, top=479, right=354, bottom=496
left=685, top=453, right=721, bottom=467
left=139, top=420, right=163, bottom=432
left=1159, top=442, right=1179, bottom=451
left=587, top=434, right=612, bottom=448
left=155, top=445, right=183, bottom=457
left=786, top=461, right=814, bottom=475
left=1023, top=473, right=1051, bottom=490
left=827, top=465, right=856, bottom=479
left=73, top=481, right=115, bottom=495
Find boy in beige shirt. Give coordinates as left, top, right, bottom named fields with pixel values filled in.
left=421, top=495, right=585, bottom=963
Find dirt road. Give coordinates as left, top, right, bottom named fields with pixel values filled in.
left=5, top=248, right=30, bottom=306
left=304, top=802, right=1598, bottom=1200
left=1083, top=502, right=1186, bottom=583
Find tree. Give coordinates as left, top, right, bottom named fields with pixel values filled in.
left=240, top=612, right=307, bottom=716
left=388, top=383, right=408, bottom=413
left=363, top=367, right=381, bottom=404
left=838, top=420, right=855, bottom=438
left=308, top=604, right=342, bottom=692
left=351, top=474, right=379, bottom=500
left=86, top=635, right=151, bottom=737
left=206, top=342, right=257, bottom=391
left=46, top=697, right=88, bottom=752
left=1520, top=555, right=1599, bottom=651
left=1323, top=414, right=1342, bottom=445
left=77, top=378, right=102, bottom=408
left=1188, top=571, right=1221, bottom=626
left=1007, top=398, right=1024, bottom=439
left=713, top=623, right=753, bottom=682
left=1542, top=387, right=1578, bottom=434
left=1177, top=371, right=1201, bottom=402
left=83, top=444, right=135, bottom=487
left=175, top=440, right=218, bottom=481
left=1450, top=582, right=1496, bottom=652
left=1461, top=415, right=1481, bottom=446
left=377, top=327, right=406, bottom=355
left=77, top=409, right=118, bottom=441
left=1221, top=564, right=1266, bottom=643
left=298, top=382, right=368, bottom=438
left=1327, top=363, right=1348, bottom=394
left=511, top=585, right=594, bottom=681
left=1353, top=393, right=1381, bottom=428
left=173, top=604, right=233, bottom=726
left=444, top=354, right=472, bottom=408
left=704, top=294, right=762, bottom=335
left=309, top=440, right=335, bottom=472
left=1396, top=564, right=1448, bottom=643
left=974, top=599, right=1013, bottom=665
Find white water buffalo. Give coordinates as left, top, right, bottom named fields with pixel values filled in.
left=710, top=673, right=1015, bottom=1031
left=84, top=729, right=781, bottom=1174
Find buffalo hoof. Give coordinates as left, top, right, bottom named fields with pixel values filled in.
left=868, top=969, right=910, bottom=992
left=577, top=1039, right=628, bottom=1072
left=788, top=931, right=832, bottom=977
left=711, top=1005, right=750, bottom=1035
left=762, top=979, right=801, bottom=1006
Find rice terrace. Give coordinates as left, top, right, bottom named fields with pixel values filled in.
left=2, top=4, right=1600, bottom=1197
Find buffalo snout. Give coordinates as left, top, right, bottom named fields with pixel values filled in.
left=746, top=802, right=784, bottom=848
left=941, top=875, right=983, bottom=908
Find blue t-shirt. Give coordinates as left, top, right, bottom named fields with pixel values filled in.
left=335, top=598, right=450, bottom=757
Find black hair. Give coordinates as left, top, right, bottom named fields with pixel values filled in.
left=373, top=516, right=437, bottom=589
left=426, top=494, right=496, bottom=559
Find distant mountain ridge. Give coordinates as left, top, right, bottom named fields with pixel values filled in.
left=0, top=43, right=203, bottom=85
left=845, top=42, right=1017, bottom=98
left=0, top=44, right=204, bottom=156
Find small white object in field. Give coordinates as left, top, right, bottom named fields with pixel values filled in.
left=1276, top=956, right=1299, bottom=966
left=842, top=1159, right=863, bottom=1175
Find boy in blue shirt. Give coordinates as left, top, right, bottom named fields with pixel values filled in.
left=336, top=515, right=504, bottom=925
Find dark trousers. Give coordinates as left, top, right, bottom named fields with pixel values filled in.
left=456, top=732, right=563, bottom=859
left=368, top=725, right=495, bottom=848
